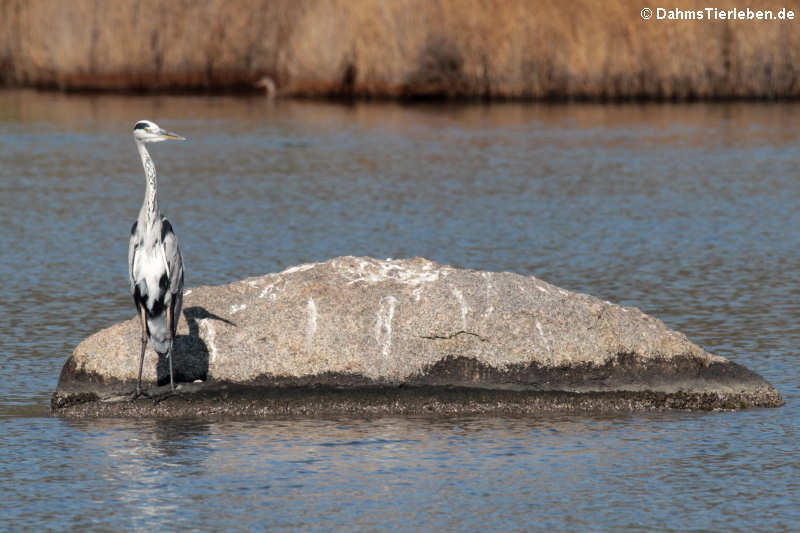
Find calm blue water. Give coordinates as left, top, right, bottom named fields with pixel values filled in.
left=1, top=91, right=798, bottom=531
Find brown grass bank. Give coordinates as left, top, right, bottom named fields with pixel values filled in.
left=1, top=0, right=799, bottom=99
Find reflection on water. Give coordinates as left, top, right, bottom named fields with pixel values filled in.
left=0, top=90, right=799, bottom=530
left=3, top=414, right=798, bottom=531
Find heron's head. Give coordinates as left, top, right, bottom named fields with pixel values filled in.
left=133, top=120, right=186, bottom=143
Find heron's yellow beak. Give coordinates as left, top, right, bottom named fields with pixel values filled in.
left=159, top=129, right=186, bottom=141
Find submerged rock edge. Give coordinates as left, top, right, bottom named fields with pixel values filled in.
left=52, top=385, right=784, bottom=419
left=52, top=353, right=784, bottom=416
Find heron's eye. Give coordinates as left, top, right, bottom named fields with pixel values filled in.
left=134, top=122, right=149, bottom=130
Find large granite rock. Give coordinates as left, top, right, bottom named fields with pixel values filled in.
left=52, top=256, right=782, bottom=416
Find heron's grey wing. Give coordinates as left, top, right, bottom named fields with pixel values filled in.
left=159, top=217, right=184, bottom=293
left=160, top=216, right=184, bottom=336
left=128, top=220, right=139, bottom=294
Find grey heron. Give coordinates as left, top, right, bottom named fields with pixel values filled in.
left=129, top=120, right=185, bottom=398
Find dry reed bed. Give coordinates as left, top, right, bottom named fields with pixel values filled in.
left=1, top=0, right=798, bottom=99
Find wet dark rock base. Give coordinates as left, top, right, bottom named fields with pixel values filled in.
left=52, top=382, right=783, bottom=419
left=52, top=354, right=783, bottom=418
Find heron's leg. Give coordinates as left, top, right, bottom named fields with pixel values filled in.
left=167, top=348, right=175, bottom=392
left=132, top=305, right=148, bottom=400
left=167, top=303, right=175, bottom=392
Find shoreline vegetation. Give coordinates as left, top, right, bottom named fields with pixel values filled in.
left=2, top=0, right=799, bottom=100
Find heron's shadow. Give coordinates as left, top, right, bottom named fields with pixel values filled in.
left=156, top=306, right=235, bottom=386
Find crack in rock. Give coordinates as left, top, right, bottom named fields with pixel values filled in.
left=420, top=331, right=489, bottom=342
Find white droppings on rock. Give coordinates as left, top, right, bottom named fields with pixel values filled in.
left=341, top=257, right=448, bottom=287
left=306, top=297, right=317, bottom=351
left=535, top=320, right=551, bottom=354
left=451, top=286, right=469, bottom=330
left=230, top=304, right=246, bottom=314
left=375, top=295, right=398, bottom=360
left=412, top=286, right=423, bottom=301
left=281, top=263, right=318, bottom=275
left=482, top=272, right=494, bottom=318
left=199, top=318, right=218, bottom=364
left=259, top=279, right=282, bottom=299
left=536, top=285, right=549, bottom=294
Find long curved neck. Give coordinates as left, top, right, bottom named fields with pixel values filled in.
left=136, top=140, right=159, bottom=225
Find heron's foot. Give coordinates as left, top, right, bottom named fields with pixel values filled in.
left=129, top=388, right=153, bottom=402
left=150, top=388, right=177, bottom=405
